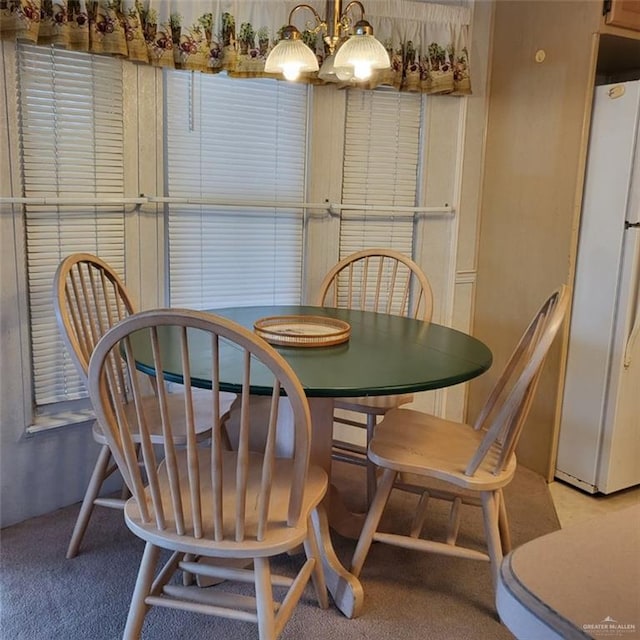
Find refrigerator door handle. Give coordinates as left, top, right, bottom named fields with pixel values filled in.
left=624, top=260, right=640, bottom=368
left=624, top=312, right=639, bottom=368
left=624, top=227, right=640, bottom=368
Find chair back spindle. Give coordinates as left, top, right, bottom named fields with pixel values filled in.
left=54, top=253, right=134, bottom=381
left=316, top=248, right=433, bottom=322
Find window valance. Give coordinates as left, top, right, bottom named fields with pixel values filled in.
left=0, top=0, right=471, bottom=94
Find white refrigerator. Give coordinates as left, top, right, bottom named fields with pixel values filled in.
left=556, top=80, right=640, bottom=494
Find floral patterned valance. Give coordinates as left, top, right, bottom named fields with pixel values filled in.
left=0, top=0, right=471, bottom=94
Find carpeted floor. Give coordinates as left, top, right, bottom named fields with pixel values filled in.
left=0, top=463, right=559, bottom=639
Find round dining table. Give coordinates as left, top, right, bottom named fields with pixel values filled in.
left=131, top=304, right=493, bottom=619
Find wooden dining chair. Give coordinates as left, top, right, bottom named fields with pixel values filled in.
left=315, top=248, right=434, bottom=503
left=53, top=253, right=236, bottom=558
left=87, top=308, right=329, bottom=640
left=350, top=286, right=569, bottom=597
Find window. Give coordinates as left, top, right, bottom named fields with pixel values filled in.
left=17, top=43, right=125, bottom=408
left=12, top=44, right=426, bottom=428
left=339, top=89, right=423, bottom=258
left=164, top=71, right=308, bottom=309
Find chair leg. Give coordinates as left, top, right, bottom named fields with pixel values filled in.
left=123, top=542, right=160, bottom=640
left=350, top=467, right=397, bottom=578
left=481, top=491, right=504, bottom=592
left=497, top=489, right=512, bottom=554
left=182, top=553, right=196, bottom=586
left=66, top=444, right=113, bottom=559
left=365, top=413, right=378, bottom=506
left=254, top=557, right=277, bottom=640
left=304, top=513, right=329, bottom=609
left=446, top=496, right=463, bottom=545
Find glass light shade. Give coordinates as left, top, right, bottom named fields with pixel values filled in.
left=333, top=33, right=390, bottom=81
left=318, top=54, right=354, bottom=82
left=264, top=37, right=319, bottom=81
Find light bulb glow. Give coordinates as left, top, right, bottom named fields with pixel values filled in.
left=353, top=61, right=372, bottom=80
left=282, top=63, right=302, bottom=81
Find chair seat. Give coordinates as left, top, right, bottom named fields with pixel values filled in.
left=334, top=393, right=413, bottom=415
left=368, top=408, right=517, bottom=491
left=92, top=390, right=237, bottom=445
left=125, top=448, right=328, bottom=558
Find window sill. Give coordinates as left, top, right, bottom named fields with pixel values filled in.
left=26, top=408, right=95, bottom=434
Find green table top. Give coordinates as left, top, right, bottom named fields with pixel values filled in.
left=132, top=305, right=492, bottom=398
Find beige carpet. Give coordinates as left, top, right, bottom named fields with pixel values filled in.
left=0, top=463, right=558, bottom=639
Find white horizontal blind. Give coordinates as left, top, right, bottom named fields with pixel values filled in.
left=165, top=72, right=307, bottom=309
left=18, top=43, right=125, bottom=406
left=340, top=89, right=422, bottom=256
left=339, top=90, right=423, bottom=310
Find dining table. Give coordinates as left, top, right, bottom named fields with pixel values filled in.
left=131, top=304, right=493, bottom=619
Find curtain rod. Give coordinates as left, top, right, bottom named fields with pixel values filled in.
left=0, top=197, right=148, bottom=205
left=0, top=196, right=454, bottom=216
left=147, top=196, right=329, bottom=209
left=329, top=204, right=453, bottom=214
left=150, top=198, right=454, bottom=216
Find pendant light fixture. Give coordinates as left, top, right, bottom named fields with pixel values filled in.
left=265, top=1, right=390, bottom=82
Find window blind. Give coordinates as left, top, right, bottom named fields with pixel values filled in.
left=18, top=43, right=125, bottom=407
left=340, top=89, right=423, bottom=258
left=165, top=72, right=308, bottom=309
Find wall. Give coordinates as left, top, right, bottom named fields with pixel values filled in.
left=469, top=0, right=602, bottom=478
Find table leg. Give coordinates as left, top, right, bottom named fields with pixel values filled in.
left=311, top=504, right=363, bottom=619
left=326, top=484, right=367, bottom=540
left=307, top=398, right=366, bottom=536
left=308, top=398, right=364, bottom=619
